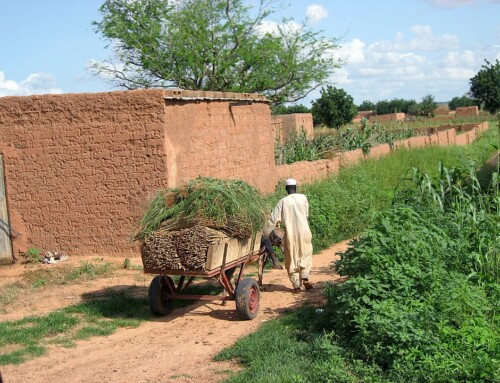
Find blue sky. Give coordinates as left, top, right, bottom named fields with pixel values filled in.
left=0, top=0, right=499, bottom=104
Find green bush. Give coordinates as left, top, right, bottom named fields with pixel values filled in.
left=325, top=166, right=499, bottom=382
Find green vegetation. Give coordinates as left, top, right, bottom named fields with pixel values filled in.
left=412, top=93, right=438, bottom=117
left=303, top=123, right=498, bottom=252
left=0, top=260, right=116, bottom=312
left=275, top=120, right=416, bottom=165
left=222, top=123, right=499, bottom=382
left=448, top=95, right=480, bottom=110
left=325, top=164, right=499, bottom=382
left=276, top=115, right=494, bottom=166
left=25, top=247, right=41, bottom=263
left=0, top=279, right=222, bottom=364
left=311, top=86, right=358, bottom=129
left=271, top=104, right=311, bottom=115
left=274, top=129, right=337, bottom=165
left=92, top=0, right=341, bottom=106
left=0, top=289, right=149, bottom=365
left=22, top=260, right=115, bottom=288
left=358, top=98, right=417, bottom=114
left=134, top=177, right=268, bottom=240
left=470, top=59, right=500, bottom=113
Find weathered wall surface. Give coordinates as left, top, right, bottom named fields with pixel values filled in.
left=353, top=110, right=375, bottom=123
left=456, top=106, right=479, bottom=117
left=272, top=113, right=314, bottom=142
left=0, top=90, right=169, bottom=257
left=0, top=89, right=278, bottom=257
left=369, top=113, right=405, bottom=122
left=162, top=90, right=276, bottom=193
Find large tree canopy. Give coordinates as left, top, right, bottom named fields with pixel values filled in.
left=92, top=0, right=341, bottom=105
left=469, top=59, right=500, bottom=114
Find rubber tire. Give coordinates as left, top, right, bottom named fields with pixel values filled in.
left=148, top=275, right=173, bottom=316
left=235, top=278, right=260, bottom=320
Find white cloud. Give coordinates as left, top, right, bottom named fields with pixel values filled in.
left=255, top=20, right=302, bottom=36
left=306, top=4, right=329, bottom=25
left=0, top=71, right=62, bottom=97
left=308, top=26, right=500, bottom=104
left=423, top=0, right=500, bottom=7
left=423, top=0, right=474, bottom=7
left=336, top=39, right=366, bottom=64
left=408, top=25, right=459, bottom=50
left=373, top=25, right=459, bottom=52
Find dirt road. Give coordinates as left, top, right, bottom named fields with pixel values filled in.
left=0, top=240, right=349, bottom=383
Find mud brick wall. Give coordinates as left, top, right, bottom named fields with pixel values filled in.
left=0, top=89, right=278, bottom=257
left=0, top=90, right=169, bottom=256
left=276, top=158, right=339, bottom=185
left=456, top=106, right=479, bottom=117
left=369, top=113, right=405, bottom=123
left=162, top=93, right=276, bottom=194
left=273, top=113, right=314, bottom=140
left=434, top=106, right=451, bottom=116
left=277, top=122, right=489, bottom=186
left=271, top=117, right=284, bottom=143
left=353, top=110, right=375, bottom=123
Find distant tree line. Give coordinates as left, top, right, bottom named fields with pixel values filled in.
left=271, top=58, right=500, bottom=128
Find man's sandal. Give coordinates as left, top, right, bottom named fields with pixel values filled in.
left=303, top=281, right=314, bottom=290
left=292, top=287, right=301, bottom=294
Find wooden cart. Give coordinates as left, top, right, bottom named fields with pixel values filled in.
left=143, top=236, right=265, bottom=320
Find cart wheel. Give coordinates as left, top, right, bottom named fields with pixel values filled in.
left=148, top=275, right=173, bottom=316
left=235, top=278, right=260, bottom=320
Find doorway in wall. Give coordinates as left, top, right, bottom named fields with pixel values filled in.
left=0, top=154, right=12, bottom=264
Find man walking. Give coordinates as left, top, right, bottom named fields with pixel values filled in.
left=268, top=179, right=313, bottom=293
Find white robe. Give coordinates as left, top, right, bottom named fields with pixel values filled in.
left=269, top=193, right=313, bottom=288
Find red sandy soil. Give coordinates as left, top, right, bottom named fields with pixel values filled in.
left=0, top=240, right=350, bottom=383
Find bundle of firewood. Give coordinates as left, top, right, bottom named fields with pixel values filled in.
left=140, top=226, right=228, bottom=272
left=136, top=177, right=267, bottom=272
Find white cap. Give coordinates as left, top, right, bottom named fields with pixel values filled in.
left=285, top=178, right=297, bottom=186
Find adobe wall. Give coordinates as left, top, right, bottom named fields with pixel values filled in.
left=353, top=110, right=375, bottom=123
left=276, top=121, right=490, bottom=184
left=0, top=90, right=169, bottom=257
left=369, top=113, right=405, bottom=122
left=272, top=113, right=314, bottom=142
left=161, top=90, right=276, bottom=193
left=434, top=106, right=451, bottom=116
left=456, top=106, right=479, bottom=117
left=0, top=89, right=277, bottom=258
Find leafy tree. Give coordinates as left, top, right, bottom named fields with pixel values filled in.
left=311, top=86, right=357, bottom=129
left=419, top=94, right=438, bottom=117
left=373, top=98, right=417, bottom=115
left=407, top=102, right=422, bottom=116
left=272, top=104, right=311, bottom=115
left=92, top=0, right=341, bottom=106
left=448, top=95, right=479, bottom=110
left=469, top=59, right=500, bottom=113
left=357, top=100, right=376, bottom=111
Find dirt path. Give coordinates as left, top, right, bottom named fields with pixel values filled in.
left=0, top=241, right=349, bottom=383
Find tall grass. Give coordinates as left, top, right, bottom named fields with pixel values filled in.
left=220, top=122, right=499, bottom=383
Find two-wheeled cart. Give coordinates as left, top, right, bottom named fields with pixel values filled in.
left=144, top=241, right=264, bottom=320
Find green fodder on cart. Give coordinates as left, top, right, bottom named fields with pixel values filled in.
left=134, top=177, right=268, bottom=241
